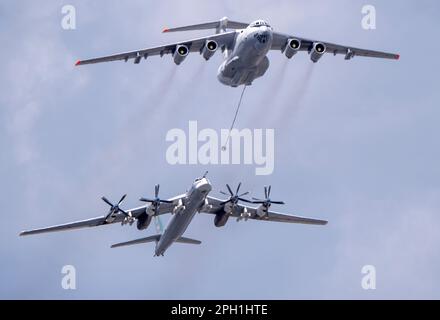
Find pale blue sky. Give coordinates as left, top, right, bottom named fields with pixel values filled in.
left=1, top=0, right=439, bottom=299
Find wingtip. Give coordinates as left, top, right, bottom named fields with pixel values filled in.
left=396, top=54, right=400, bottom=60
left=75, top=60, right=81, bottom=66
left=19, top=231, right=27, bottom=236
left=162, top=27, right=169, bottom=33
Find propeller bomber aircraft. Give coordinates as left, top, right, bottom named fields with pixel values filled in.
left=75, top=17, right=399, bottom=87
left=20, top=173, right=327, bottom=256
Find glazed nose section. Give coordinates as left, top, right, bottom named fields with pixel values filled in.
left=198, top=179, right=212, bottom=193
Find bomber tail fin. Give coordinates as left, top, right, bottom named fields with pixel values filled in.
left=162, top=17, right=248, bottom=34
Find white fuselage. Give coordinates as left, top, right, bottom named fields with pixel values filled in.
left=154, top=178, right=212, bottom=256
left=217, top=24, right=273, bottom=87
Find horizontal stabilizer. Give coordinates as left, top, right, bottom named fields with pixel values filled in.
left=175, top=236, right=202, bottom=245
left=111, top=234, right=161, bottom=248
left=163, top=17, right=248, bottom=33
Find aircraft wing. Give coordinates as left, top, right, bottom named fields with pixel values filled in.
left=271, top=32, right=399, bottom=60
left=205, top=196, right=327, bottom=225
left=75, top=31, right=237, bottom=66
left=20, top=215, right=118, bottom=236
left=19, top=194, right=187, bottom=236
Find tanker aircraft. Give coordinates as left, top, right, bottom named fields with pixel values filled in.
left=75, top=17, right=399, bottom=87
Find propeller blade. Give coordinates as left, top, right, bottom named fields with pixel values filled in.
left=154, top=216, right=164, bottom=233
left=155, top=184, right=159, bottom=198
left=220, top=191, right=228, bottom=196
left=253, top=186, right=284, bottom=206
left=159, top=199, right=173, bottom=204
left=236, top=182, right=242, bottom=195
left=139, top=197, right=155, bottom=203
left=238, top=197, right=253, bottom=203
left=238, top=191, right=249, bottom=197
left=226, top=184, right=234, bottom=196
left=101, top=196, right=114, bottom=207
left=118, top=194, right=127, bottom=206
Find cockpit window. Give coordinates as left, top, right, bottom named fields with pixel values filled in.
left=250, top=20, right=270, bottom=28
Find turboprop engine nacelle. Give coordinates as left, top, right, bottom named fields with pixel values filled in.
left=256, top=204, right=269, bottom=218
left=310, top=42, right=326, bottom=63
left=214, top=211, right=230, bottom=227
left=146, top=203, right=160, bottom=216
left=284, top=38, right=301, bottom=59
left=136, top=213, right=152, bottom=230
left=173, top=45, right=189, bottom=65
left=201, top=40, right=218, bottom=61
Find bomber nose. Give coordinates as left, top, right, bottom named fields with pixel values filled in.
left=200, top=182, right=212, bottom=193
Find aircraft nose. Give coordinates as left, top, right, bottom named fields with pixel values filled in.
left=254, top=30, right=271, bottom=47
left=263, top=29, right=273, bottom=38
left=259, top=26, right=271, bottom=34
left=201, top=182, right=212, bottom=192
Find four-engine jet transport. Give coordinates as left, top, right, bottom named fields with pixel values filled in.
left=20, top=173, right=327, bottom=256
left=75, top=17, right=399, bottom=87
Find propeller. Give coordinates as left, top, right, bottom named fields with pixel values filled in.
left=139, top=184, right=173, bottom=213
left=154, top=215, right=164, bottom=234
left=219, top=183, right=252, bottom=205
left=101, top=194, right=129, bottom=217
left=252, top=186, right=285, bottom=207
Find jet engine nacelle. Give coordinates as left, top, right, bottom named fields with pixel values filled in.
left=284, top=38, right=301, bottom=59
left=214, top=212, right=230, bottom=227
left=310, top=42, right=326, bottom=63
left=173, top=45, right=189, bottom=65
left=201, top=40, right=218, bottom=61
left=136, top=213, right=152, bottom=230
